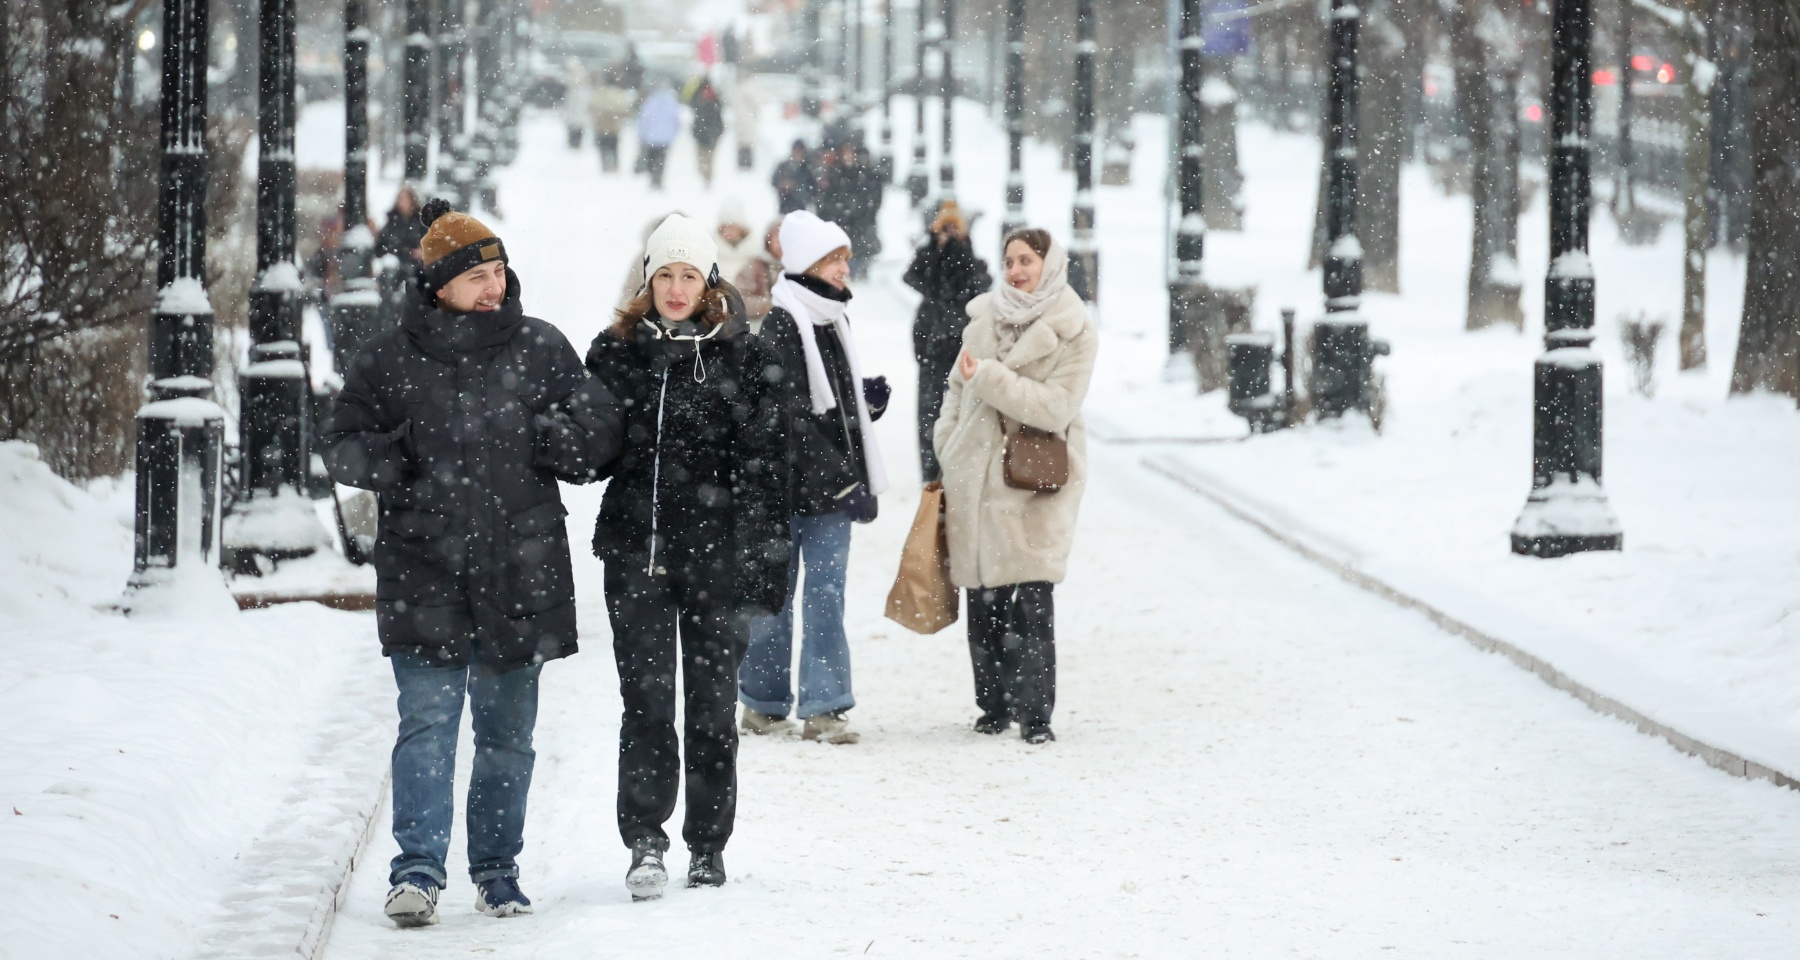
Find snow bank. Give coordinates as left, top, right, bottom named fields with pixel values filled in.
left=0, top=441, right=383, bottom=958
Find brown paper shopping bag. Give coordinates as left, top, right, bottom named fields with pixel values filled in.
left=884, top=482, right=958, bottom=634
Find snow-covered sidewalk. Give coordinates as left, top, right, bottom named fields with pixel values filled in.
left=1073, top=119, right=1800, bottom=789
left=0, top=444, right=390, bottom=959
left=309, top=112, right=1800, bottom=957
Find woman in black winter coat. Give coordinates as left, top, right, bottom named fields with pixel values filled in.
left=903, top=201, right=992, bottom=481
left=584, top=214, right=790, bottom=900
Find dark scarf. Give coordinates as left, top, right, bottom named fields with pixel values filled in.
left=403, top=268, right=526, bottom=363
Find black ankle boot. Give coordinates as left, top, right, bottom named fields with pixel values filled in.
left=687, top=850, right=726, bottom=888
left=973, top=712, right=1012, bottom=735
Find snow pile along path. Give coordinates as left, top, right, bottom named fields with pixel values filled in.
left=0, top=440, right=389, bottom=960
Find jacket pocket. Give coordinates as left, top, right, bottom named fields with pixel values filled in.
left=501, top=500, right=574, bottom=617
left=375, top=508, right=463, bottom=604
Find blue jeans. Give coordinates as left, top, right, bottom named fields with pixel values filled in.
left=740, top=510, right=855, bottom=719
left=389, top=654, right=541, bottom=886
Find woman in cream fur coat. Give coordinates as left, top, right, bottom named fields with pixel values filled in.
left=932, top=228, right=1097, bottom=745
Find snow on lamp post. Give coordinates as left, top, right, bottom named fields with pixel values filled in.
left=908, top=0, right=931, bottom=206
left=1511, top=0, right=1622, bottom=557
left=231, top=0, right=325, bottom=571
left=999, top=0, right=1024, bottom=240
left=1069, top=0, right=1099, bottom=303
left=129, top=0, right=228, bottom=600
left=938, top=0, right=955, bottom=198
left=1168, top=0, right=1204, bottom=356
left=329, top=0, right=383, bottom=376
left=404, top=0, right=432, bottom=181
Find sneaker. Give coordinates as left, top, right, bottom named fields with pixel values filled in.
left=687, top=850, right=726, bottom=888
left=384, top=872, right=441, bottom=928
left=1022, top=724, right=1056, bottom=745
left=740, top=707, right=795, bottom=735
left=626, top=840, right=669, bottom=902
left=802, top=711, right=860, bottom=744
left=973, top=712, right=1012, bottom=735
left=474, top=876, right=533, bottom=918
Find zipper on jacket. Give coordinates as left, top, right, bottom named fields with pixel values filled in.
left=647, top=367, right=670, bottom=575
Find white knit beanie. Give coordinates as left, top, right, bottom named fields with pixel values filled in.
left=643, top=214, right=720, bottom=284
left=779, top=210, right=852, bottom=275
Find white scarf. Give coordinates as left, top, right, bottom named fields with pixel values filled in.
left=769, top=276, right=890, bottom=496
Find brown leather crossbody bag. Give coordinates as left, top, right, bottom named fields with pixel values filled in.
left=1003, top=424, right=1069, bottom=493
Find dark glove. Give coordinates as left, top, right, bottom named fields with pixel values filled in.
left=392, top=419, right=420, bottom=471
left=862, top=376, right=891, bottom=421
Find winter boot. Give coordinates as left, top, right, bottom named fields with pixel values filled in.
left=1022, top=724, right=1056, bottom=745
left=973, top=712, right=1012, bottom=735
left=802, top=710, right=860, bottom=744
left=740, top=707, right=795, bottom=736
left=626, top=840, right=669, bottom=902
left=687, top=850, right=727, bottom=888
left=384, top=872, right=441, bottom=928
left=474, top=876, right=533, bottom=917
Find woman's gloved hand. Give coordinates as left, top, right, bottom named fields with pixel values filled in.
left=862, top=376, right=891, bottom=421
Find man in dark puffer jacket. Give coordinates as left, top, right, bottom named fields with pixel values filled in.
left=322, top=200, right=622, bottom=927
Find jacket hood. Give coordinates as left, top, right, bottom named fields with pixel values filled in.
left=403, top=267, right=526, bottom=363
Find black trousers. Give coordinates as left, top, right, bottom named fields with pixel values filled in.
left=642, top=145, right=669, bottom=189
left=597, top=132, right=620, bottom=172
left=916, top=342, right=960, bottom=483
left=605, top=563, right=749, bottom=854
left=966, top=582, right=1057, bottom=728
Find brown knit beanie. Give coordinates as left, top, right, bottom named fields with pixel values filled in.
left=417, top=198, right=507, bottom=297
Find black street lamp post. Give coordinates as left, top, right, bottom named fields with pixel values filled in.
left=330, top=0, right=383, bottom=375
left=907, top=0, right=931, bottom=205
left=404, top=0, right=432, bottom=181
left=1168, top=0, right=1204, bottom=355
left=938, top=0, right=955, bottom=197
left=471, top=0, right=502, bottom=211
left=1309, top=0, right=1378, bottom=421
left=881, top=0, right=894, bottom=177
left=131, top=0, right=227, bottom=597
left=1070, top=0, right=1098, bottom=302
left=999, top=0, right=1024, bottom=240
left=803, top=0, right=823, bottom=119
left=1511, top=0, right=1621, bottom=556
left=233, top=0, right=320, bottom=569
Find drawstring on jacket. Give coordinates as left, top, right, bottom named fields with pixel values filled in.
left=642, top=319, right=724, bottom=575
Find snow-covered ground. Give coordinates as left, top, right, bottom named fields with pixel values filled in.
left=314, top=106, right=1800, bottom=955
left=1073, top=117, right=1800, bottom=784
left=0, top=443, right=389, bottom=959
left=8, top=87, right=1800, bottom=959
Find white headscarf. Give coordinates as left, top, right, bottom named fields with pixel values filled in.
left=992, top=236, right=1071, bottom=358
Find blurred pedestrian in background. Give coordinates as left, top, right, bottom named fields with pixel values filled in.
left=637, top=86, right=683, bottom=191
left=732, top=82, right=759, bottom=170
left=933, top=228, right=1096, bottom=746
left=734, top=222, right=783, bottom=329
left=588, top=70, right=635, bottom=174
left=375, top=183, right=426, bottom=265
left=771, top=140, right=817, bottom=214
left=686, top=76, right=726, bottom=186
left=562, top=59, right=590, bottom=149
left=715, top=200, right=758, bottom=289
left=903, top=200, right=990, bottom=482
